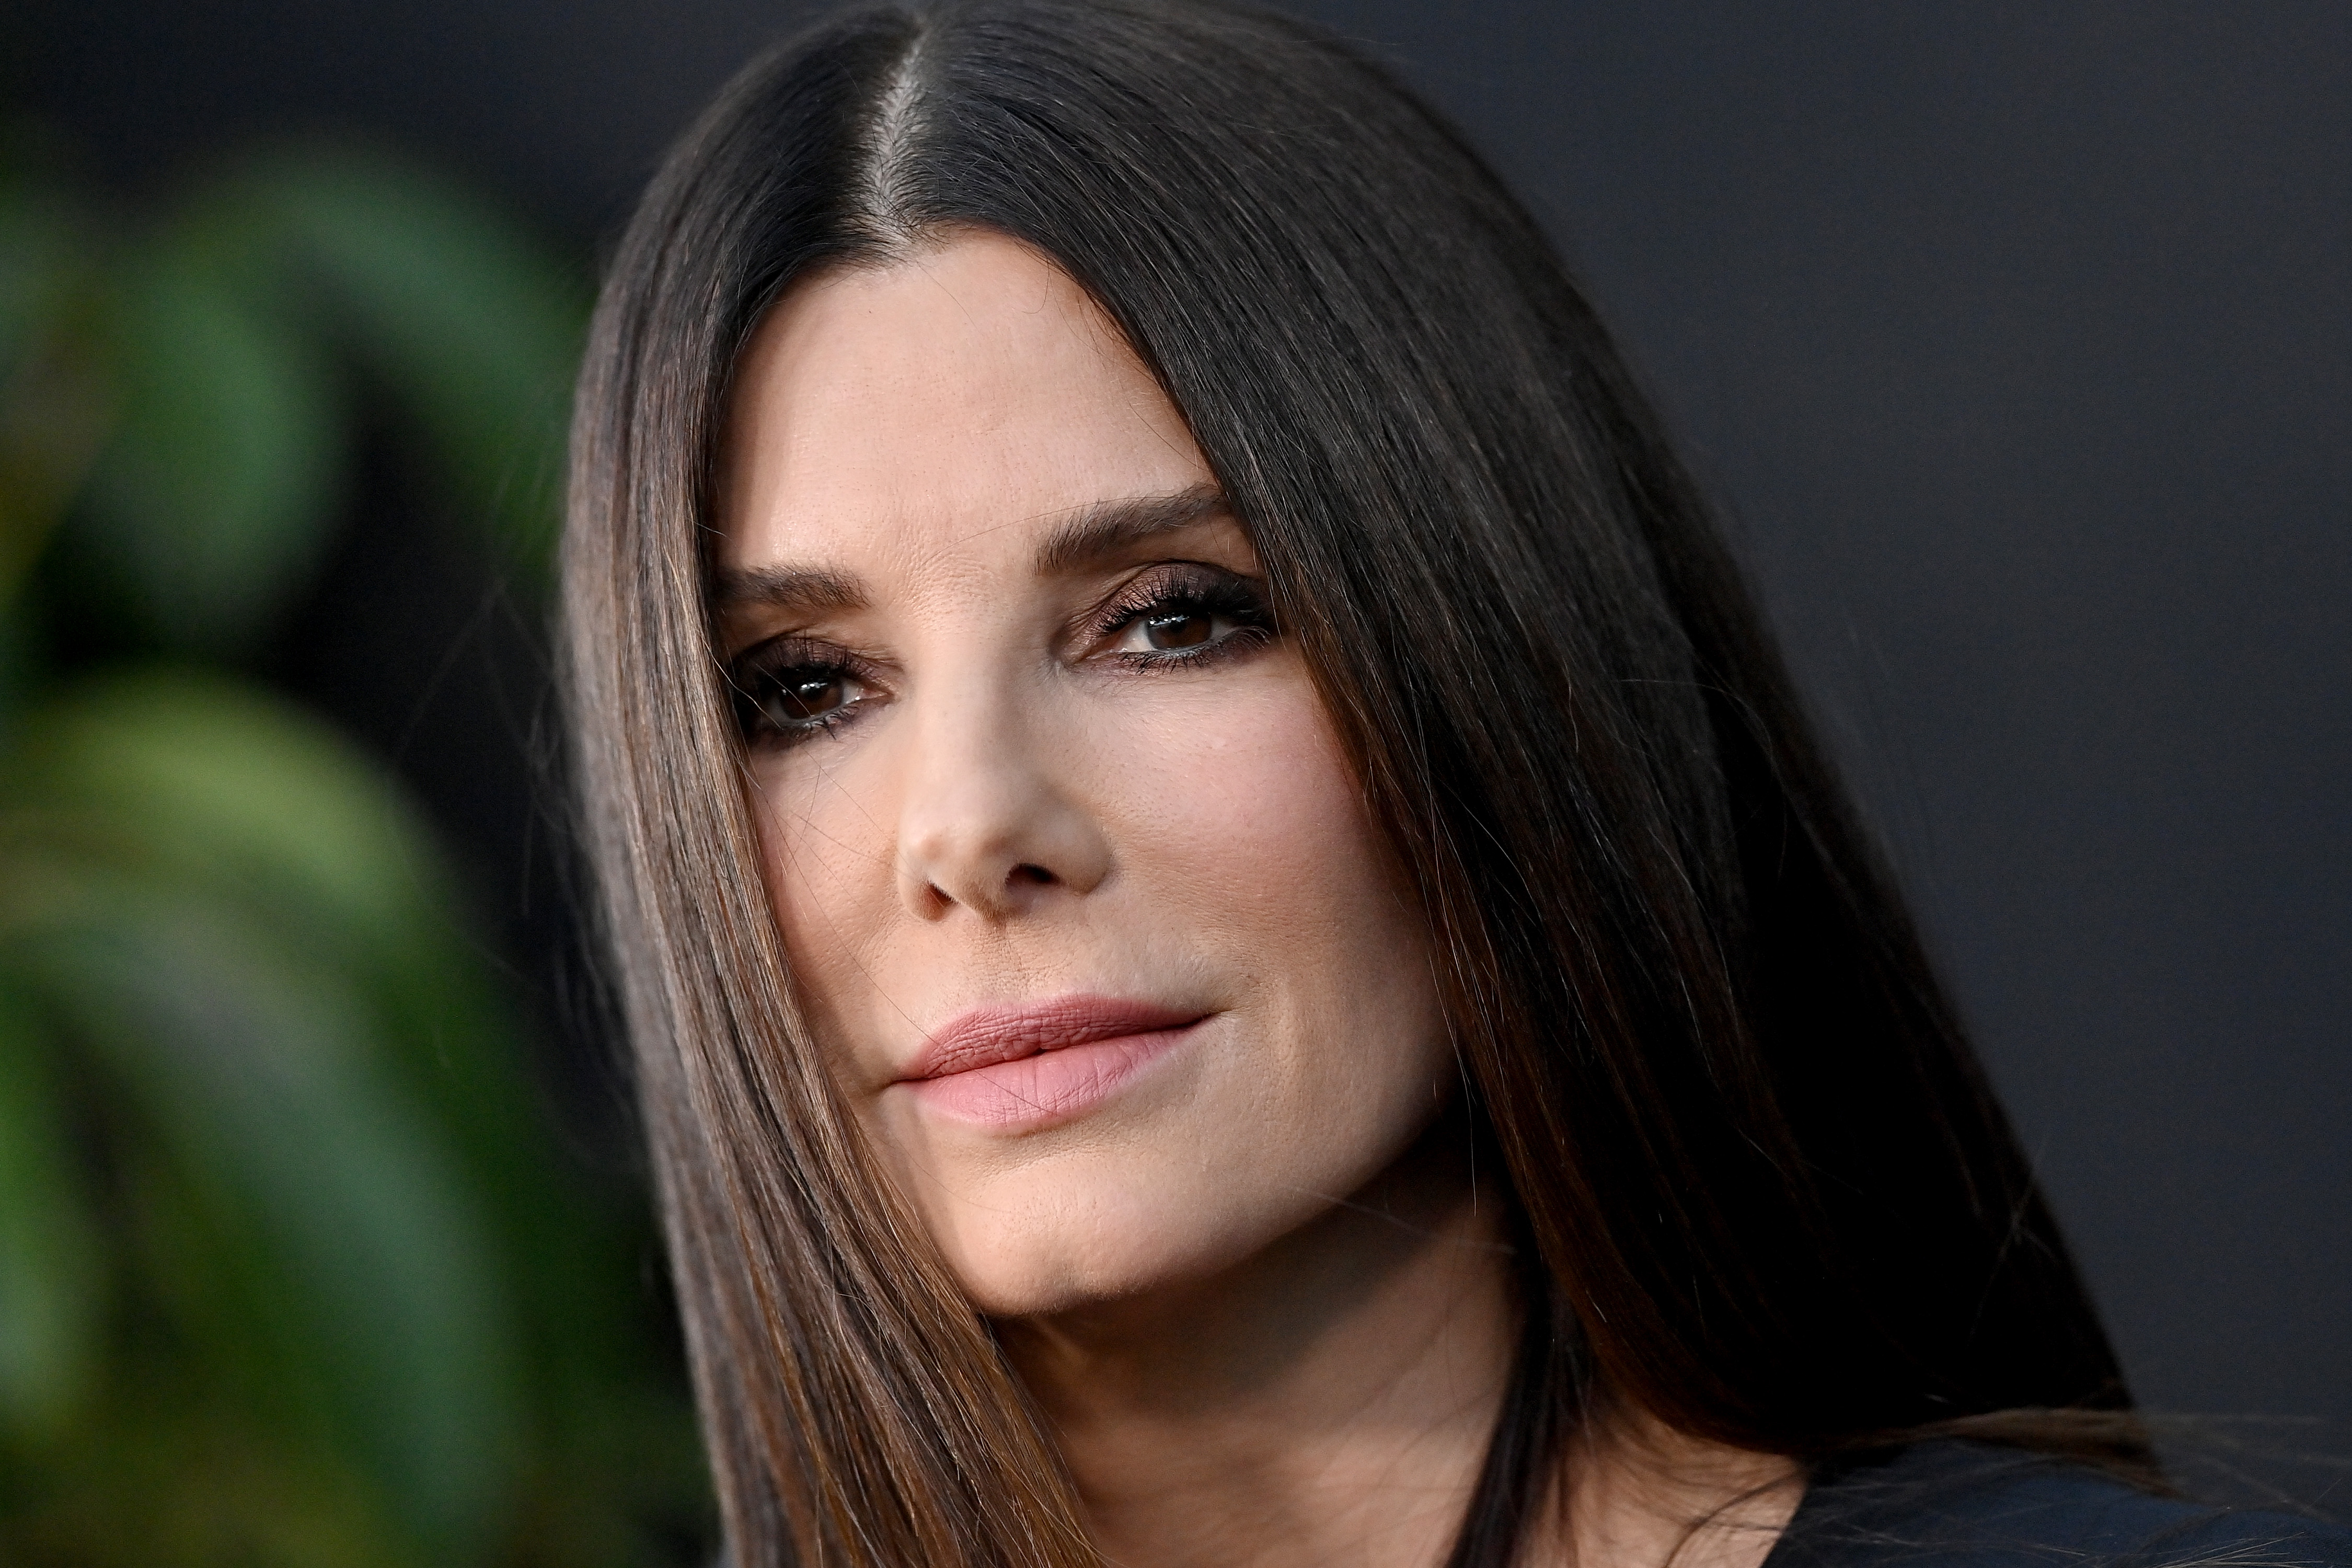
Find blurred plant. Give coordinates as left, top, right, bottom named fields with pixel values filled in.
left=0, top=129, right=706, bottom=1565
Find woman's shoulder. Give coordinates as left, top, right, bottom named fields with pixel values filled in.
left=1765, top=1439, right=2351, bottom=1568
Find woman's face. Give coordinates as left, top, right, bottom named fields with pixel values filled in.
left=717, top=232, right=1449, bottom=1317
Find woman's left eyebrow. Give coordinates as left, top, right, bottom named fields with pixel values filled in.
left=1032, top=483, right=1231, bottom=575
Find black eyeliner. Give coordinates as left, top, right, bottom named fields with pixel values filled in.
left=730, top=633, right=879, bottom=747
left=1086, top=561, right=1276, bottom=642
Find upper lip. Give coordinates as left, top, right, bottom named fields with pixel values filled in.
left=901, top=995, right=1206, bottom=1081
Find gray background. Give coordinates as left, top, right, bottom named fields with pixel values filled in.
left=16, top=0, right=2345, bottom=1469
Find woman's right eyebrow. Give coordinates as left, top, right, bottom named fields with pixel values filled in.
left=709, top=563, right=867, bottom=618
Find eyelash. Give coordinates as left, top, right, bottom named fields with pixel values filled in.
left=728, top=565, right=1277, bottom=750
left=1087, top=564, right=1277, bottom=671
left=729, top=638, right=878, bottom=748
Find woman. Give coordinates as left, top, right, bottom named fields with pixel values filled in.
left=561, top=2, right=2347, bottom=1564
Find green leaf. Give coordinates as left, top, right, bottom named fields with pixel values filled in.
left=0, top=982, right=102, bottom=1440
left=21, top=898, right=518, bottom=1560
left=8, top=666, right=462, bottom=959
left=0, top=125, right=713, bottom=1561
left=0, top=162, right=77, bottom=382
left=0, top=147, right=111, bottom=624
left=3, top=667, right=635, bottom=1377
left=76, top=226, right=343, bottom=655
left=233, top=148, right=585, bottom=577
left=0, top=671, right=529, bottom=1559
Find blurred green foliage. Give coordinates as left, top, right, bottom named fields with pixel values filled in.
left=0, top=129, right=707, bottom=1564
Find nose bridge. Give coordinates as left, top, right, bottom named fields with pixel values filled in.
left=894, top=649, right=1106, bottom=919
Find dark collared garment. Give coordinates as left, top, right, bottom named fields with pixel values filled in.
left=1768, top=1440, right=2348, bottom=1568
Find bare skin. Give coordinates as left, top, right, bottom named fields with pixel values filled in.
left=1001, top=1117, right=1520, bottom=1567
left=717, top=228, right=1800, bottom=1567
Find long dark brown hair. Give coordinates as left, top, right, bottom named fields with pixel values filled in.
left=562, top=2, right=2147, bottom=1563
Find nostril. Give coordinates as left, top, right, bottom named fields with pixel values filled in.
left=1010, top=862, right=1057, bottom=886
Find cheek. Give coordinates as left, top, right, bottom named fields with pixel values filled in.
left=1106, top=675, right=1397, bottom=961
left=1076, top=664, right=1450, bottom=1176
left=747, top=749, right=903, bottom=1042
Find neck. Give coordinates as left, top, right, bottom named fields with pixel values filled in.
left=1550, top=1416, right=1804, bottom=1568
left=993, top=1121, right=1803, bottom=1568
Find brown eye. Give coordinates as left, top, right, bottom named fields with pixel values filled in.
left=1144, top=610, right=1215, bottom=650
left=765, top=671, right=853, bottom=724
left=1099, top=569, right=1274, bottom=663
left=735, top=656, right=872, bottom=744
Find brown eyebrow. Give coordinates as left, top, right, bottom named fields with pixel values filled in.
left=708, top=562, right=867, bottom=619
left=707, top=483, right=1233, bottom=619
left=1033, top=483, right=1233, bottom=575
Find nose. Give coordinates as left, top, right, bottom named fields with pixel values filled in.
left=893, top=673, right=1112, bottom=921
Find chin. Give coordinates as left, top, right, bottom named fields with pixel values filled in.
left=940, top=1175, right=1300, bottom=1320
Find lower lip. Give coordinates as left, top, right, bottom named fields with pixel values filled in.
left=904, top=1022, right=1200, bottom=1132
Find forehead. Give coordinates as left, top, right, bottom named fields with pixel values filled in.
left=719, top=231, right=1210, bottom=575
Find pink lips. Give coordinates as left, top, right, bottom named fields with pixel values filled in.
left=900, top=995, right=1205, bottom=1131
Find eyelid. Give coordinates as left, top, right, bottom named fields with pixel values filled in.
left=1078, top=559, right=1266, bottom=637
left=730, top=629, right=887, bottom=681
left=731, top=565, right=1272, bottom=681
left=730, top=634, right=890, bottom=751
